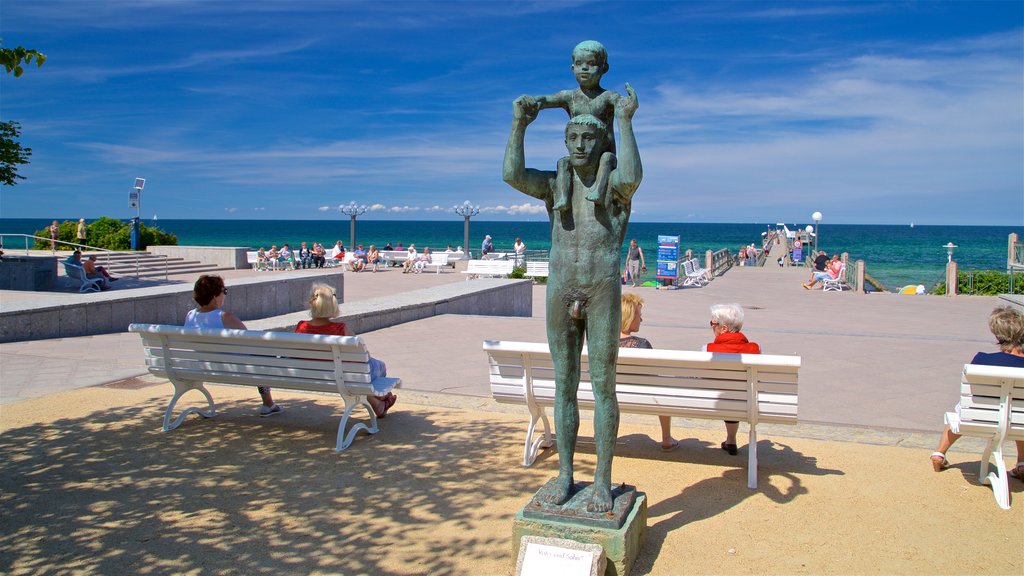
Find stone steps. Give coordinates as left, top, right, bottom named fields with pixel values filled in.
left=85, top=251, right=226, bottom=278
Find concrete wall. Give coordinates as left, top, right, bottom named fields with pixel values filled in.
left=0, top=256, right=57, bottom=291
left=247, top=278, right=534, bottom=334
left=0, top=272, right=343, bottom=343
left=148, top=245, right=250, bottom=269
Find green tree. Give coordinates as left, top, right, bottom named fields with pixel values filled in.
left=0, top=121, right=32, bottom=186
left=1, top=42, right=46, bottom=186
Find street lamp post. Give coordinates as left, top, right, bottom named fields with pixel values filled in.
left=943, top=242, right=958, bottom=263
left=453, top=200, right=480, bottom=256
left=812, top=211, right=822, bottom=254
left=339, top=202, right=368, bottom=249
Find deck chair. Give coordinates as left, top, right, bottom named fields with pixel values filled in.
left=822, top=265, right=846, bottom=292
left=63, top=262, right=103, bottom=292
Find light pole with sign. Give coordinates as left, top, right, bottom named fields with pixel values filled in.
left=128, top=178, right=145, bottom=250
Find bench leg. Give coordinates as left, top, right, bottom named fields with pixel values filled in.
left=978, top=438, right=1011, bottom=510
left=523, top=404, right=554, bottom=467
left=335, top=395, right=380, bottom=452
left=162, top=380, right=217, bottom=432
left=747, top=426, right=758, bottom=489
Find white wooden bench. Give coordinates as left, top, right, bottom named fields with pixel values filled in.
left=462, top=259, right=514, bottom=279
left=246, top=250, right=270, bottom=271
left=485, top=340, right=800, bottom=488
left=129, top=324, right=401, bottom=452
left=524, top=261, right=549, bottom=279
left=415, top=253, right=449, bottom=274
left=63, top=261, right=103, bottom=292
left=944, top=364, right=1024, bottom=509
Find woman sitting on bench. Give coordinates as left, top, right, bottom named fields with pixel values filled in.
left=704, top=303, right=761, bottom=456
left=185, top=274, right=281, bottom=416
left=930, top=306, right=1024, bottom=477
left=294, top=283, right=397, bottom=418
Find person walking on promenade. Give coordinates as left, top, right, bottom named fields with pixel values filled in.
left=704, top=303, right=761, bottom=456
left=514, top=237, right=526, bottom=266
left=803, top=254, right=842, bottom=289
left=625, top=238, right=646, bottom=287
left=184, top=274, right=281, bottom=416
left=76, top=218, right=87, bottom=246
left=930, top=306, right=1024, bottom=476
left=481, top=235, right=494, bottom=259
left=49, top=220, right=59, bottom=253
left=294, top=284, right=397, bottom=418
left=620, top=293, right=677, bottom=451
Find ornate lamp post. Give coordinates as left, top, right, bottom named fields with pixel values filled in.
left=339, top=202, right=368, bottom=249
left=811, top=211, right=822, bottom=254
left=943, top=242, right=958, bottom=263
left=453, top=200, right=480, bottom=256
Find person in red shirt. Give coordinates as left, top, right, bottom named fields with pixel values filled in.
left=704, top=303, right=761, bottom=455
left=294, top=284, right=396, bottom=418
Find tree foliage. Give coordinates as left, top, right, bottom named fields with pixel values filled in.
left=1, top=42, right=46, bottom=186
left=0, top=121, right=32, bottom=186
left=33, top=218, right=179, bottom=251
left=0, top=45, right=46, bottom=77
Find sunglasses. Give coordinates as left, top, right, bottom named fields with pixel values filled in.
left=709, top=321, right=720, bottom=327
left=221, top=288, right=228, bottom=295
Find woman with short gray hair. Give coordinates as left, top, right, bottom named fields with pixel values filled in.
left=704, top=303, right=761, bottom=455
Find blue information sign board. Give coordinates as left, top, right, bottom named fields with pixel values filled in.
left=656, top=235, right=680, bottom=280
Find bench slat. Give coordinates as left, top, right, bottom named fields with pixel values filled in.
left=141, top=346, right=372, bottom=371
left=146, top=357, right=373, bottom=383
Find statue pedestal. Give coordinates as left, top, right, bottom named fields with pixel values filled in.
left=512, top=479, right=646, bottom=576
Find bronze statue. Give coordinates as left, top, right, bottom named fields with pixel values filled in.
left=503, top=43, right=642, bottom=513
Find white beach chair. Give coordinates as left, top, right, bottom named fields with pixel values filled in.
left=63, top=262, right=103, bottom=292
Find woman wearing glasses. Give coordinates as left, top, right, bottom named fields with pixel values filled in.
left=184, top=274, right=281, bottom=416
left=704, top=303, right=760, bottom=456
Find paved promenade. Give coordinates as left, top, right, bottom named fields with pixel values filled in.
left=2, top=259, right=1022, bottom=575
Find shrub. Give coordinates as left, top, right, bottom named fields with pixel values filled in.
left=934, top=270, right=1024, bottom=295
left=32, top=217, right=178, bottom=251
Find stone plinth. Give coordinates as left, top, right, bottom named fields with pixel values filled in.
left=512, top=483, right=646, bottom=576
left=0, top=256, right=57, bottom=291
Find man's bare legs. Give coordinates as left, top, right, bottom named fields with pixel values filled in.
left=545, top=301, right=584, bottom=505
left=586, top=295, right=620, bottom=512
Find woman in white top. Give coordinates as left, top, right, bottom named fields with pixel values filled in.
left=184, top=275, right=282, bottom=416
left=402, top=245, right=418, bottom=273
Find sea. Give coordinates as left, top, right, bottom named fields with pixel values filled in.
left=2, top=218, right=1018, bottom=292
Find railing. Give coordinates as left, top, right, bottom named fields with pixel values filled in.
left=957, top=270, right=1024, bottom=296
left=1009, top=233, right=1023, bottom=293
left=0, top=233, right=169, bottom=280
left=708, top=248, right=733, bottom=277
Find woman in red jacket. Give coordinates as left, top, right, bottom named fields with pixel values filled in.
left=704, top=303, right=761, bottom=456
left=294, top=283, right=397, bottom=418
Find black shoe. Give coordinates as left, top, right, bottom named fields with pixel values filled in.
left=721, top=442, right=738, bottom=456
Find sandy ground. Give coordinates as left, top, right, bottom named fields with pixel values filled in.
left=1, top=382, right=1022, bottom=576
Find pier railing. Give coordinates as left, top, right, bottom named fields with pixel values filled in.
left=1009, top=233, right=1023, bottom=293
left=707, top=248, right=734, bottom=277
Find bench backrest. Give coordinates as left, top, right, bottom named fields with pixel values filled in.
left=429, top=253, right=449, bottom=265
left=525, top=261, right=549, bottom=277
left=467, top=260, right=513, bottom=275
left=128, top=323, right=375, bottom=394
left=246, top=251, right=260, bottom=263
left=63, top=262, right=88, bottom=281
left=957, top=363, right=1024, bottom=438
left=486, top=340, right=799, bottom=424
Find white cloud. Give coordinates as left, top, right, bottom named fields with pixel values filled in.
left=317, top=205, right=332, bottom=212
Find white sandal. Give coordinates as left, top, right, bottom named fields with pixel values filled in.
left=930, top=452, right=949, bottom=472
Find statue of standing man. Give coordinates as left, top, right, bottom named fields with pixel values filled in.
left=503, top=41, right=642, bottom=513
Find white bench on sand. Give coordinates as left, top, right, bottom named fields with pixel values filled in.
left=944, top=364, right=1024, bottom=509
left=63, top=261, right=103, bottom=292
left=485, top=340, right=800, bottom=489
left=129, top=324, right=401, bottom=452
left=462, top=259, right=514, bottom=279
left=524, top=261, right=549, bottom=279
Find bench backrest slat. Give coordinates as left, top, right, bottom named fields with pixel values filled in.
left=955, top=364, right=1024, bottom=433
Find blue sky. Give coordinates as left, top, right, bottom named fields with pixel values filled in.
left=1, top=1, right=1021, bottom=225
